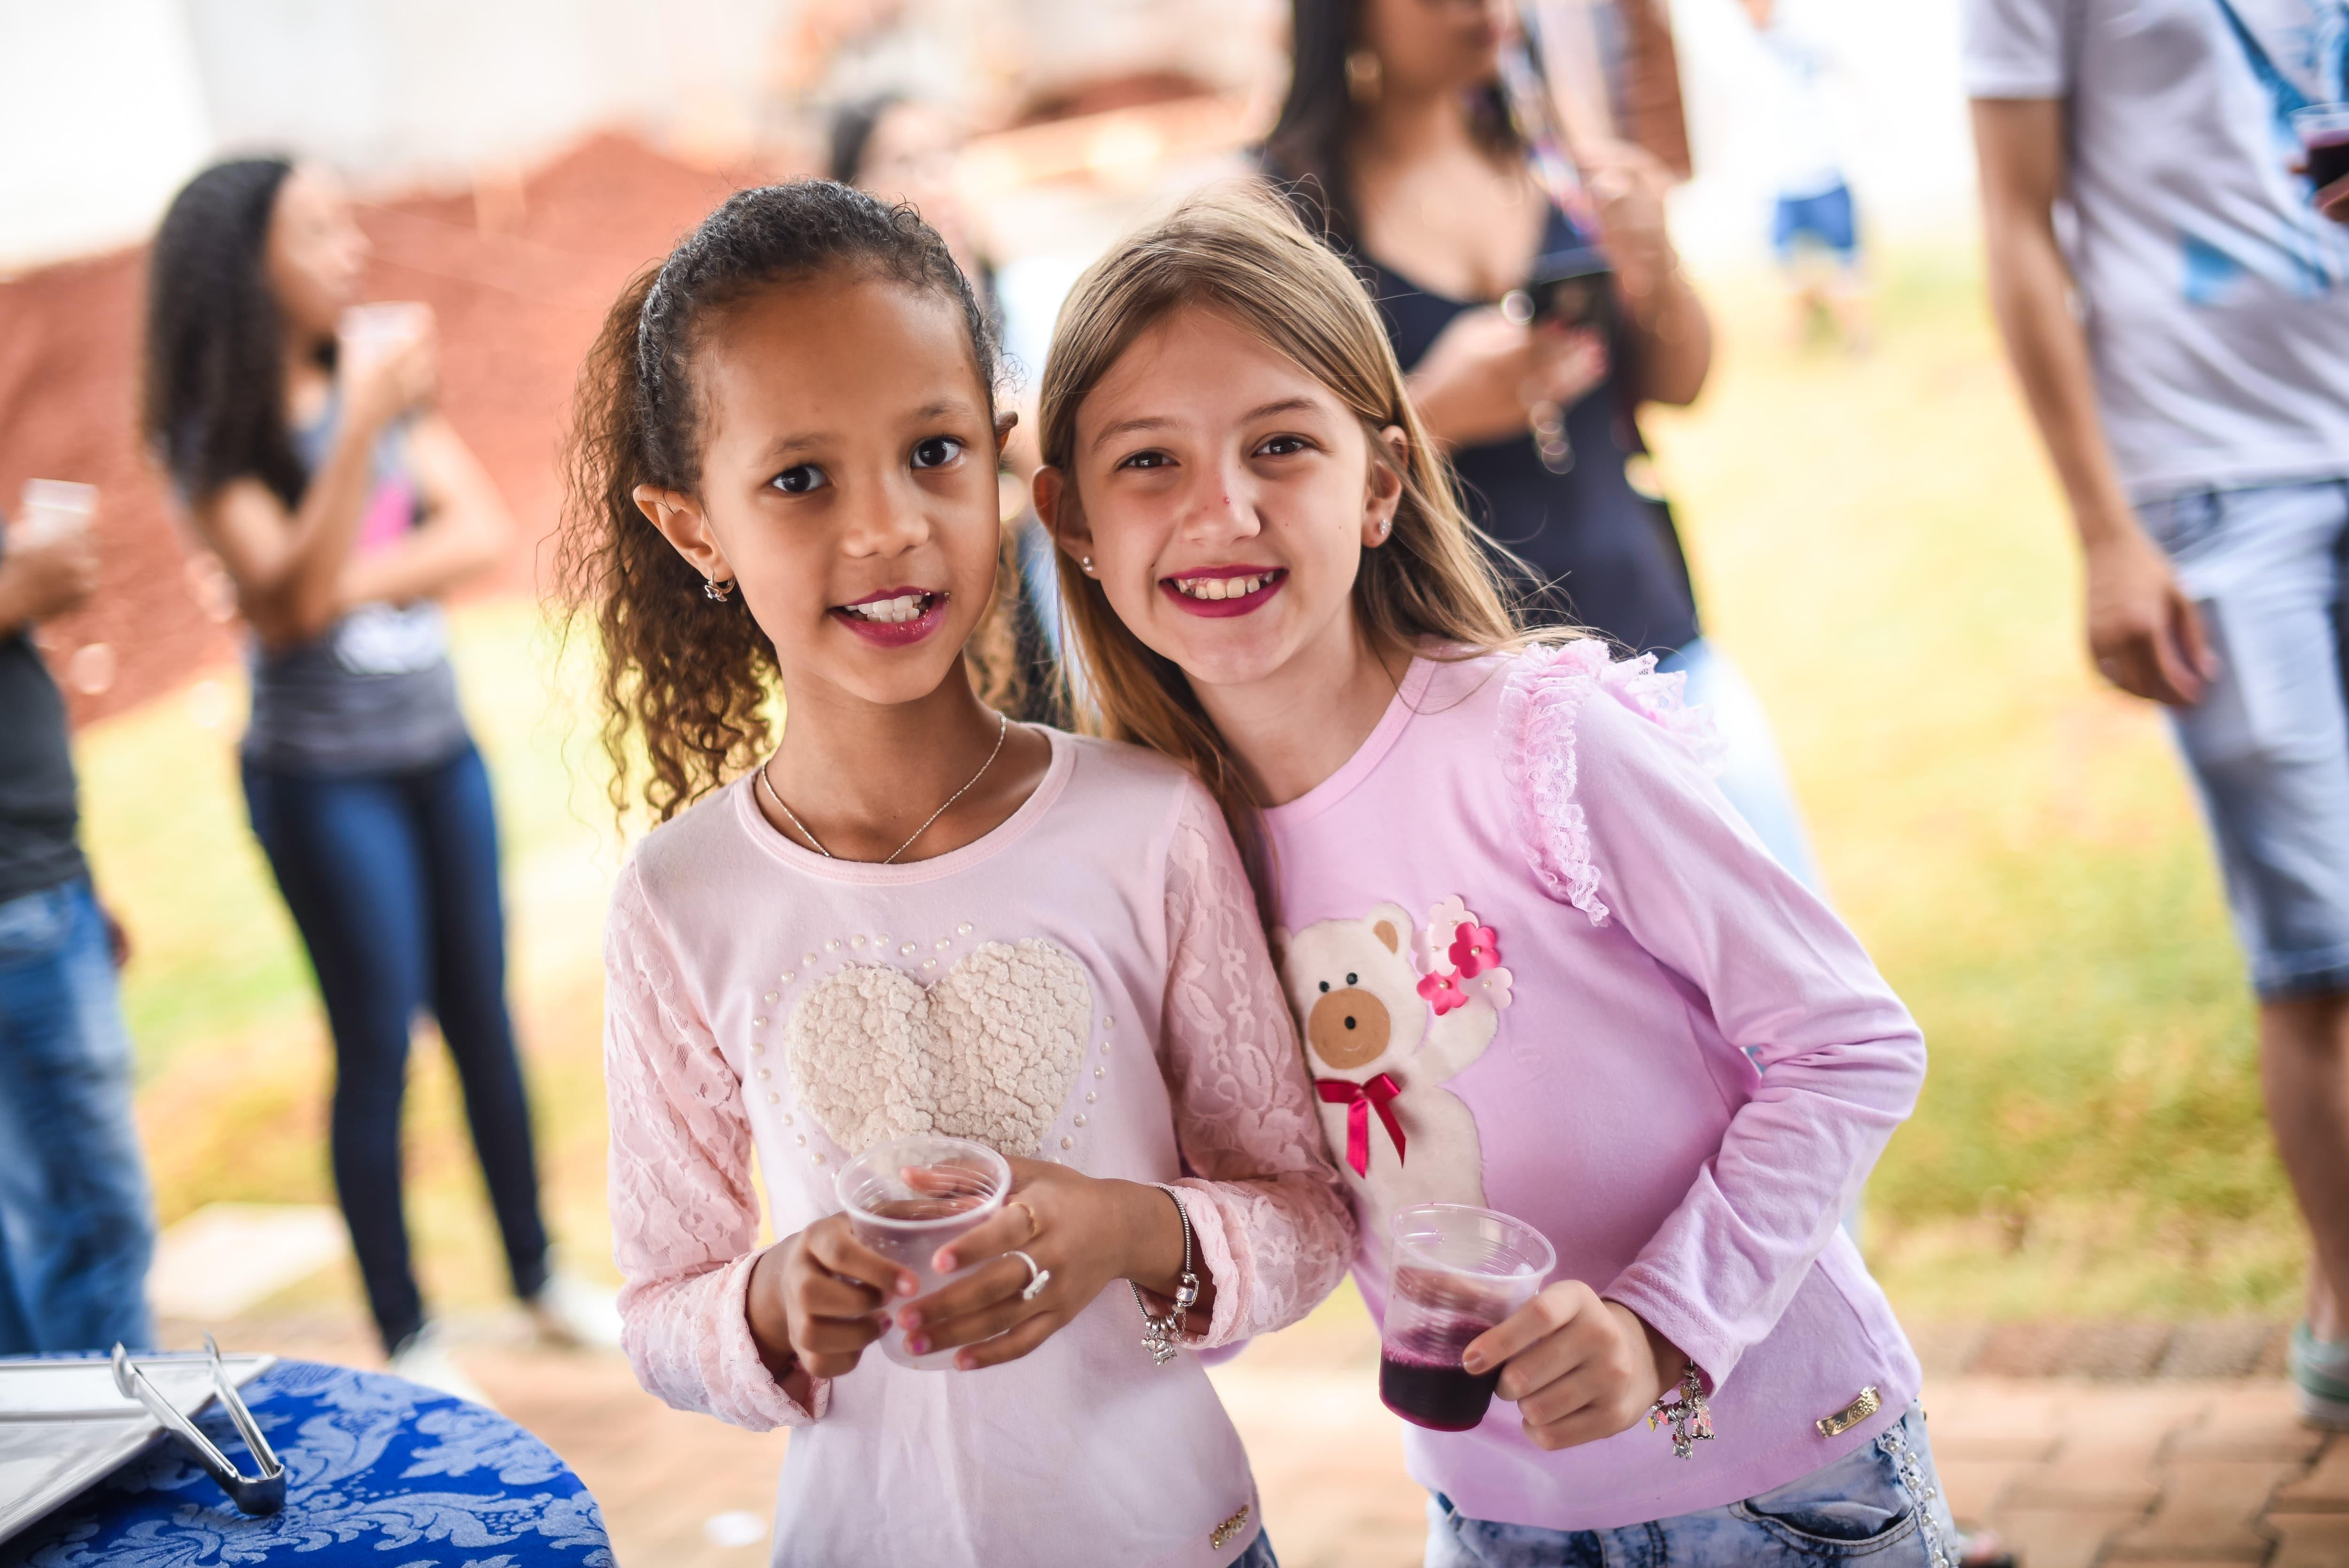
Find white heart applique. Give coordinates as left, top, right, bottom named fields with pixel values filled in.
left=785, top=938, right=1093, bottom=1158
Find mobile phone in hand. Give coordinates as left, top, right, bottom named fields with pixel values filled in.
left=1503, top=249, right=1614, bottom=334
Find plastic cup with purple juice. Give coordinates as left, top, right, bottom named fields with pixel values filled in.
left=1378, top=1203, right=1555, bottom=1432
left=835, top=1134, right=1010, bottom=1370
left=2292, top=105, right=2349, bottom=194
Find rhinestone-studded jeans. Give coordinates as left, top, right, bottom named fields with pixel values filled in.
left=1425, top=1404, right=1959, bottom=1566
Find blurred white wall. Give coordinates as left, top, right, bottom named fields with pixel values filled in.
left=0, top=0, right=799, bottom=272
left=1667, top=0, right=1977, bottom=266
left=0, top=0, right=217, bottom=273
left=0, top=0, right=1283, bottom=272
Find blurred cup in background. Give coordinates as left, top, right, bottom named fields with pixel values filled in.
left=2291, top=104, right=2349, bottom=192
left=337, top=301, right=431, bottom=375
left=15, top=478, right=98, bottom=549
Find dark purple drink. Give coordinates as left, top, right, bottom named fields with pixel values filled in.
left=1379, top=1314, right=1500, bottom=1431
left=1381, top=1350, right=1501, bottom=1431
left=2309, top=132, right=2349, bottom=191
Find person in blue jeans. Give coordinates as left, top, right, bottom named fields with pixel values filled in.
left=0, top=491, right=156, bottom=1355
left=140, top=156, right=616, bottom=1398
left=1971, top=0, right=2349, bottom=1430
left=1740, top=0, right=1873, bottom=353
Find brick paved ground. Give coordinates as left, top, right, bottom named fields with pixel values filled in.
left=166, top=1304, right=2343, bottom=1566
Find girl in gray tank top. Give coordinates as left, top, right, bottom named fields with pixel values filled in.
left=142, top=156, right=618, bottom=1375
left=242, top=403, right=468, bottom=776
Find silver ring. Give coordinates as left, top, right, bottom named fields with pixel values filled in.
left=1010, top=1250, right=1050, bottom=1301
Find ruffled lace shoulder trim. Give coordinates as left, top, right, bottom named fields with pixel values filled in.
left=1497, top=639, right=1723, bottom=927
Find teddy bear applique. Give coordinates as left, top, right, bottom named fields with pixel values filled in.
left=1272, top=898, right=1513, bottom=1258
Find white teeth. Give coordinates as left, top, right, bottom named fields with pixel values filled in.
left=846, top=594, right=930, bottom=623
left=1175, top=574, right=1270, bottom=600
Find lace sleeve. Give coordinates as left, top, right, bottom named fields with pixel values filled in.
left=605, top=865, right=824, bottom=1430
left=1498, top=637, right=1724, bottom=927
left=1157, top=783, right=1357, bottom=1348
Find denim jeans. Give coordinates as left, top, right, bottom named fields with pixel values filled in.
left=1232, top=1529, right=1280, bottom=1567
left=0, top=877, right=155, bottom=1353
left=1426, top=1404, right=1957, bottom=1566
left=2138, top=479, right=2349, bottom=999
left=242, top=741, right=548, bottom=1353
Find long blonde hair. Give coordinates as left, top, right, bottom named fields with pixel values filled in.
left=1036, top=186, right=1548, bottom=911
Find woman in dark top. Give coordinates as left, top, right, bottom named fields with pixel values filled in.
left=141, top=158, right=615, bottom=1393
left=1261, top=0, right=1822, bottom=890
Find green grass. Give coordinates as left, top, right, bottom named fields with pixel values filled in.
left=1646, top=259, right=2296, bottom=1317
left=75, top=253, right=2305, bottom=1323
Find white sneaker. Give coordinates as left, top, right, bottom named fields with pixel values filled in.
left=387, top=1321, right=495, bottom=1408
left=2290, top=1323, right=2349, bottom=1430
left=528, top=1271, right=624, bottom=1351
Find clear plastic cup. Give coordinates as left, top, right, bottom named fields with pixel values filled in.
left=1379, top=1203, right=1556, bottom=1432
left=2292, top=104, right=2349, bottom=192
left=834, top=1134, right=1011, bottom=1370
left=14, top=479, right=96, bottom=549
left=337, top=302, right=430, bottom=373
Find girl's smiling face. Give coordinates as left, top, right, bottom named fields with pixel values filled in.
left=637, top=271, right=1004, bottom=710
left=1040, top=303, right=1402, bottom=693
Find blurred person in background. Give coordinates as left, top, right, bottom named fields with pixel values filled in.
left=832, top=93, right=1068, bottom=720
left=0, top=493, right=156, bottom=1355
left=1968, top=0, right=2349, bottom=1429
left=140, top=157, right=615, bottom=1398
left=1260, top=0, right=1823, bottom=892
left=1737, top=0, right=1872, bottom=352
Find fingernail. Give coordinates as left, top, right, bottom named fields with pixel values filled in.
left=898, top=1309, right=921, bottom=1330
left=896, top=1274, right=918, bottom=1296
left=935, top=1253, right=956, bottom=1273
left=907, top=1335, right=929, bottom=1355
left=955, top=1352, right=975, bottom=1371
left=1462, top=1352, right=1486, bottom=1374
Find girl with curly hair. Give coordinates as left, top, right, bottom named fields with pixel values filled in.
left=557, top=179, right=1351, bottom=1568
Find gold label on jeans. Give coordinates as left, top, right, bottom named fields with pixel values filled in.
left=1210, top=1503, right=1251, bottom=1550
left=1815, top=1385, right=1882, bottom=1437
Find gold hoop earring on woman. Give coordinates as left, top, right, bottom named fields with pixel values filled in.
left=1346, top=48, right=1383, bottom=104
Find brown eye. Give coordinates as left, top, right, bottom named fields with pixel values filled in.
left=911, top=436, right=963, bottom=469
left=770, top=464, right=826, bottom=495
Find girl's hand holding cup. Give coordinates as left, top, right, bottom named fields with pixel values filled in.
left=747, top=1213, right=919, bottom=1385
left=892, top=1157, right=1187, bottom=1372
left=337, top=301, right=438, bottom=431
left=1462, top=1280, right=1688, bottom=1452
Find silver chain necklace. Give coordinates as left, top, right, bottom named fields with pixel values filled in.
left=758, top=709, right=1010, bottom=865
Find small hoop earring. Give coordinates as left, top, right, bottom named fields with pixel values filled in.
left=1346, top=48, right=1383, bottom=104
left=702, top=577, right=735, bottom=603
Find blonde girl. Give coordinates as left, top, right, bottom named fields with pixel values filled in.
left=1031, top=189, right=1959, bottom=1566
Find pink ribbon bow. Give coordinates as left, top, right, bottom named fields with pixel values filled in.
left=1316, top=1073, right=1406, bottom=1177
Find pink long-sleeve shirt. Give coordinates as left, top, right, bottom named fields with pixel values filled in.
left=1263, top=643, right=1926, bottom=1529
left=600, top=729, right=1353, bottom=1568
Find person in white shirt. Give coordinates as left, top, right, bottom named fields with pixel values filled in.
left=1966, top=0, right=2349, bottom=1429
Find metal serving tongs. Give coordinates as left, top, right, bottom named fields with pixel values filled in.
left=109, top=1336, right=285, bottom=1516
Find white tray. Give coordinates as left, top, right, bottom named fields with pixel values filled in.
left=0, top=1353, right=274, bottom=1546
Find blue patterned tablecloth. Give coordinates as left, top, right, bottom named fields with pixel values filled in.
left=3, top=1359, right=612, bottom=1567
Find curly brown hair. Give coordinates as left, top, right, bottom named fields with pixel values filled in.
left=553, top=180, right=1016, bottom=822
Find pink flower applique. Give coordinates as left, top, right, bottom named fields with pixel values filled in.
left=1416, top=969, right=1469, bottom=1016
left=1448, top=922, right=1501, bottom=978
left=1469, top=965, right=1514, bottom=1010
left=1424, top=896, right=1470, bottom=970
